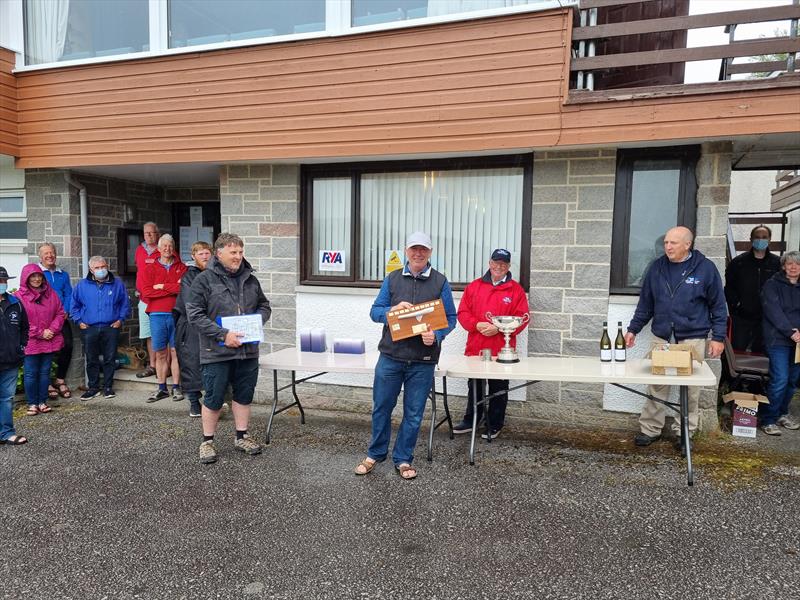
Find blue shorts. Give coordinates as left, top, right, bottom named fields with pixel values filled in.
left=149, top=312, right=175, bottom=351
left=202, top=358, right=259, bottom=410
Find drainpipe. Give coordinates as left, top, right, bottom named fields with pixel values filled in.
left=64, top=173, right=89, bottom=277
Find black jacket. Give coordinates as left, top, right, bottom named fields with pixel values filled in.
left=174, top=266, right=202, bottom=392
left=725, top=250, right=780, bottom=320
left=761, top=271, right=800, bottom=349
left=185, top=257, right=271, bottom=365
left=0, top=294, right=28, bottom=371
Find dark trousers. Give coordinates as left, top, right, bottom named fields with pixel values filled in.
left=730, top=315, right=765, bottom=354
left=82, top=325, right=120, bottom=390
left=54, top=320, right=74, bottom=380
left=464, top=378, right=510, bottom=430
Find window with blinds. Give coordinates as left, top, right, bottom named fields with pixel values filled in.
left=302, top=155, right=532, bottom=289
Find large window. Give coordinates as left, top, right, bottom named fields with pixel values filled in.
left=302, top=156, right=532, bottom=288
left=352, top=0, right=545, bottom=26
left=169, top=0, right=326, bottom=48
left=24, top=0, right=149, bottom=65
left=610, top=146, right=699, bottom=294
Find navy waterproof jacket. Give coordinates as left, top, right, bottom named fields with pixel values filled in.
left=628, top=250, right=727, bottom=342
left=761, top=271, right=800, bottom=348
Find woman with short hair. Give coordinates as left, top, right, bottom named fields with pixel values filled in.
left=760, top=250, right=800, bottom=435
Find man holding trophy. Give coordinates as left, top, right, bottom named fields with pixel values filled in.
left=452, top=249, right=530, bottom=439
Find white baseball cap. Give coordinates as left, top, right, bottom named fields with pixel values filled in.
left=406, top=231, right=432, bottom=249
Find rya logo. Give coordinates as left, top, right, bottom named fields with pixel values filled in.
left=685, top=277, right=701, bottom=285
left=321, top=252, right=343, bottom=265
left=502, top=296, right=512, bottom=304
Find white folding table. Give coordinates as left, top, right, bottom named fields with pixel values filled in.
left=259, top=348, right=453, bottom=461
left=444, top=356, right=718, bottom=486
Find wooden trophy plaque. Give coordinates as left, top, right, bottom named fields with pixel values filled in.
left=386, top=300, right=449, bottom=342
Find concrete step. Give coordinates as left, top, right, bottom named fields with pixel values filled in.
left=114, top=368, right=176, bottom=391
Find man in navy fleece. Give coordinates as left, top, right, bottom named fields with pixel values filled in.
left=624, top=226, right=727, bottom=449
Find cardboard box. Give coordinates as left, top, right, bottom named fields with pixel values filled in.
left=649, top=343, right=698, bottom=376
left=722, top=392, right=769, bottom=438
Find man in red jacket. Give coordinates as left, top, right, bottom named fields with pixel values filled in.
left=453, top=249, right=529, bottom=439
left=141, top=234, right=187, bottom=402
left=135, top=222, right=160, bottom=378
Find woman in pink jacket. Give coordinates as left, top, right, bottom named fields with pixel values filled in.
left=15, top=263, right=65, bottom=415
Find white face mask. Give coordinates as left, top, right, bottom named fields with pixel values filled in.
left=93, top=268, right=108, bottom=280
left=0, top=283, right=7, bottom=294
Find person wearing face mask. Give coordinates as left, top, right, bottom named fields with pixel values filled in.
left=724, top=225, right=780, bottom=353
left=70, top=256, right=131, bottom=400
left=0, top=266, right=29, bottom=445
left=354, top=232, right=457, bottom=480
left=758, top=251, right=800, bottom=435
left=452, top=249, right=529, bottom=440
left=173, top=241, right=213, bottom=418
left=14, top=264, right=66, bottom=416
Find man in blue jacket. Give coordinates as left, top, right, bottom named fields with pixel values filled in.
left=624, top=226, right=726, bottom=449
left=70, top=256, right=131, bottom=400
left=39, top=243, right=74, bottom=399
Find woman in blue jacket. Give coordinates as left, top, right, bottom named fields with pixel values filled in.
left=760, top=251, right=800, bottom=435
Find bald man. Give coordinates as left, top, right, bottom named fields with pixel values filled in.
left=625, top=226, right=727, bottom=450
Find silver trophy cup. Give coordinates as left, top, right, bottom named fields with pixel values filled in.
left=485, top=312, right=530, bottom=363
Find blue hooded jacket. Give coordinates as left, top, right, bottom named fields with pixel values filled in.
left=40, top=266, right=72, bottom=314
left=761, top=271, right=800, bottom=349
left=628, top=249, right=727, bottom=342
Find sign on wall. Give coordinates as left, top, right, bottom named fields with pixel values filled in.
left=319, top=250, right=346, bottom=272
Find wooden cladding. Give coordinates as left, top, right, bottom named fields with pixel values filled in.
left=6, top=7, right=800, bottom=168
left=13, top=11, right=571, bottom=168
left=0, top=48, right=18, bottom=157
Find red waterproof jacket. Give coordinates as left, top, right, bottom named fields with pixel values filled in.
left=135, top=243, right=160, bottom=294
left=141, top=257, right=188, bottom=314
left=458, top=271, right=530, bottom=357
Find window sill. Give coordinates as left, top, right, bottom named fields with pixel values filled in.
left=296, top=284, right=463, bottom=300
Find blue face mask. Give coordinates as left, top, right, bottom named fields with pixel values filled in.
left=0, top=283, right=7, bottom=294
left=752, top=239, right=769, bottom=251
left=94, top=268, right=108, bottom=280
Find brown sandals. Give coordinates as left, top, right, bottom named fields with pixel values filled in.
left=395, top=463, right=417, bottom=480
left=354, top=457, right=377, bottom=475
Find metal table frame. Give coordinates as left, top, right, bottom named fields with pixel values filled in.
left=264, top=365, right=453, bottom=462
left=468, top=378, right=695, bottom=485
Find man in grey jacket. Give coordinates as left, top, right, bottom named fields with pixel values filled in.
left=186, top=233, right=271, bottom=464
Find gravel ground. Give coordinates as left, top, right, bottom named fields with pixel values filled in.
left=2, top=393, right=799, bottom=600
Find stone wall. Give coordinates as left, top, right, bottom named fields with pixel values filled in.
left=24, top=169, right=172, bottom=381
left=219, top=164, right=300, bottom=378
left=527, top=149, right=622, bottom=426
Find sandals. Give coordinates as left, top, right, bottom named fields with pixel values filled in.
left=26, top=406, right=39, bottom=416
left=48, top=385, right=59, bottom=399
left=0, top=435, right=28, bottom=445
left=136, top=366, right=157, bottom=378
left=396, top=463, right=417, bottom=480
left=56, top=381, right=72, bottom=398
left=354, top=457, right=377, bottom=475
left=37, top=404, right=52, bottom=414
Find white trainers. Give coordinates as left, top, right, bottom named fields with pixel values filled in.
left=761, top=423, right=781, bottom=436
left=778, top=415, right=800, bottom=430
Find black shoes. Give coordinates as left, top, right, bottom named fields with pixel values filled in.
left=146, top=389, right=170, bottom=403
left=452, top=420, right=473, bottom=434
left=634, top=432, right=661, bottom=447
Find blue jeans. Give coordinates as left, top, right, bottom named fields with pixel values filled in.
left=761, top=345, right=800, bottom=426
left=23, top=353, right=54, bottom=407
left=368, top=354, right=435, bottom=466
left=82, top=325, right=120, bottom=391
left=0, top=367, right=19, bottom=441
